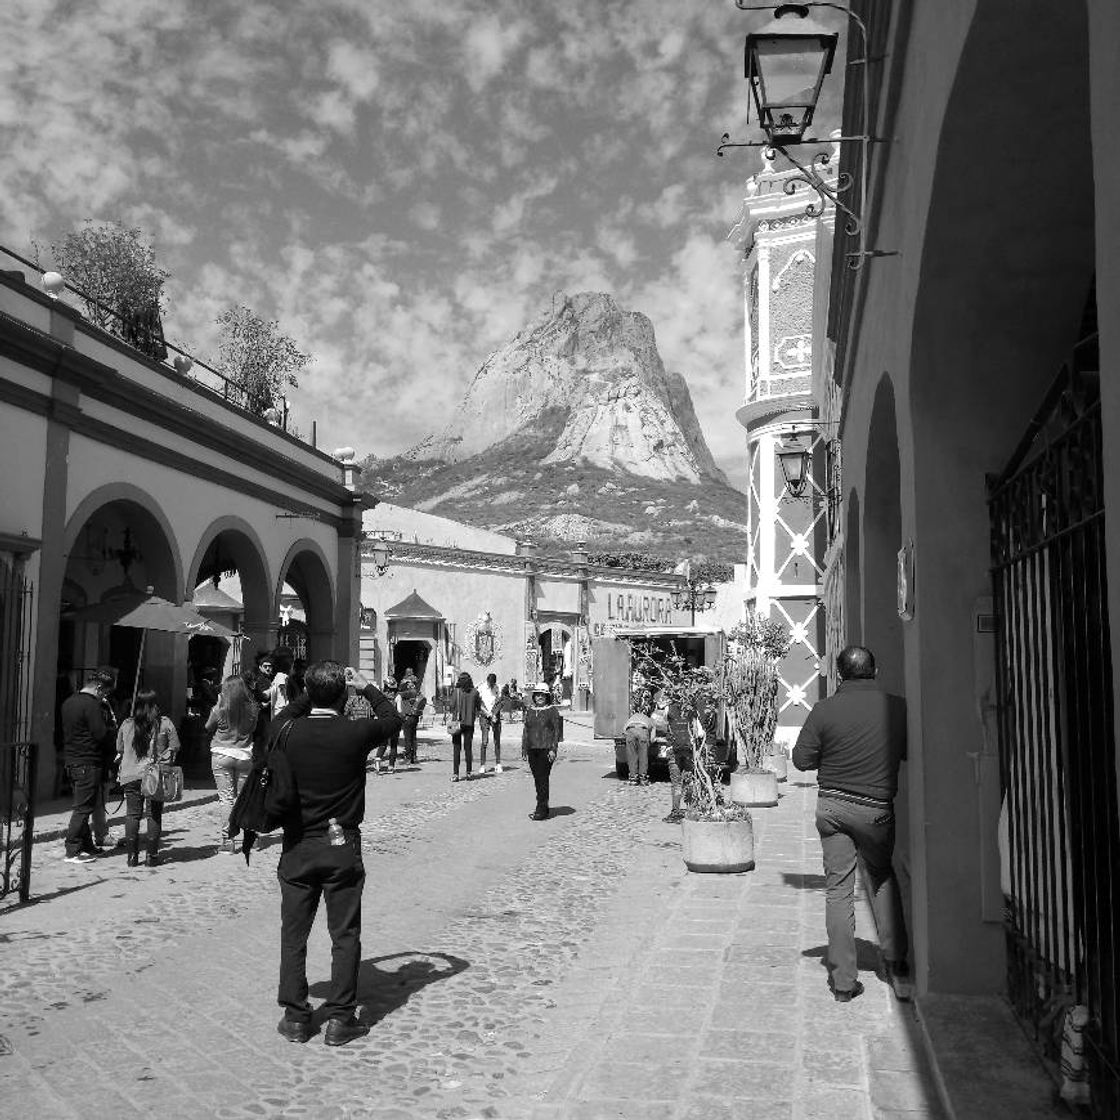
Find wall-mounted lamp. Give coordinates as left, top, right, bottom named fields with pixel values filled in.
left=778, top=435, right=812, bottom=498
left=719, top=2, right=896, bottom=271
left=744, top=4, right=838, bottom=145
left=370, top=539, right=392, bottom=576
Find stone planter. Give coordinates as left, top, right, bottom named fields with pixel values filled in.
left=681, top=817, right=755, bottom=874
left=729, top=768, right=779, bottom=808
left=764, top=753, right=789, bottom=782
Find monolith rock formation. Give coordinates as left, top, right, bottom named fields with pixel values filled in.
left=361, top=291, right=747, bottom=561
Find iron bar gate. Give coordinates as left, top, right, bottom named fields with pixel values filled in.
left=0, top=560, right=36, bottom=902
left=989, top=349, right=1120, bottom=1117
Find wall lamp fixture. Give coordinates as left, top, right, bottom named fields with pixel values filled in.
left=370, top=538, right=392, bottom=577
left=718, top=2, right=895, bottom=271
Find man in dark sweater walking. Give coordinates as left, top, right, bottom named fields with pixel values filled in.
left=793, top=645, right=910, bottom=1002
left=272, top=661, right=402, bottom=1046
left=59, top=668, right=116, bottom=864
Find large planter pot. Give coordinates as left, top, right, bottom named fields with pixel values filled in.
left=681, top=817, right=755, bottom=874
left=729, top=768, right=780, bottom=807
left=764, top=753, right=788, bottom=782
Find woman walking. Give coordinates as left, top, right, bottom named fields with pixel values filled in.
left=522, top=683, right=562, bottom=820
left=448, top=671, right=482, bottom=782
left=114, top=689, right=180, bottom=867
left=206, top=675, right=258, bottom=854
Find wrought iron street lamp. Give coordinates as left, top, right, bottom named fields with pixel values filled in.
left=744, top=5, right=838, bottom=145
left=778, top=434, right=812, bottom=498
left=370, top=539, right=391, bottom=576
left=672, top=579, right=719, bottom=625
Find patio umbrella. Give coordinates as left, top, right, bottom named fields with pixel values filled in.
left=67, top=587, right=238, bottom=710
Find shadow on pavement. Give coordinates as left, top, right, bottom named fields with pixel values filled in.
left=546, top=806, right=575, bottom=817
left=781, top=872, right=827, bottom=890
left=309, top=951, right=469, bottom=1029
left=2, top=878, right=108, bottom=910
left=801, top=937, right=883, bottom=972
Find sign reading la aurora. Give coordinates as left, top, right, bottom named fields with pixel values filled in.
left=591, top=592, right=676, bottom=636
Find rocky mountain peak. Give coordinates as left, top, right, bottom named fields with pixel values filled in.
left=423, top=291, right=727, bottom=485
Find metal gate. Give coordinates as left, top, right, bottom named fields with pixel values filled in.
left=0, top=560, right=36, bottom=902
left=989, top=340, right=1120, bottom=1117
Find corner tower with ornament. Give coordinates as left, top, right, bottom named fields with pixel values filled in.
left=730, top=139, right=837, bottom=751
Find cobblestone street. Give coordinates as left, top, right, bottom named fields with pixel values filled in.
left=0, top=721, right=943, bottom=1119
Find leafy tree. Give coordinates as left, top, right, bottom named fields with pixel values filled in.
left=215, top=304, right=311, bottom=414
left=48, top=221, right=169, bottom=357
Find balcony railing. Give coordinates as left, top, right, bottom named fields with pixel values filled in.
left=748, top=369, right=813, bottom=403
left=0, top=244, right=297, bottom=436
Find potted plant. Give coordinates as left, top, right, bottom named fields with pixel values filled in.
left=630, top=641, right=755, bottom=873
left=725, top=615, right=791, bottom=808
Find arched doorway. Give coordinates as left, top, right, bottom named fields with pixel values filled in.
left=276, top=540, right=335, bottom=664
left=187, top=518, right=272, bottom=688
left=61, top=493, right=181, bottom=718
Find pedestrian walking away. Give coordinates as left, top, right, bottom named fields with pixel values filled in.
left=59, top=667, right=117, bottom=863
left=661, top=697, right=692, bottom=824
left=447, top=671, right=482, bottom=781
left=792, top=644, right=911, bottom=1003
left=478, top=671, right=503, bottom=772
left=272, top=662, right=402, bottom=1046
left=207, top=674, right=259, bottom=854
left=522, top=682, right=561, bottom=820
left=115, top=689, right=181, bottom=867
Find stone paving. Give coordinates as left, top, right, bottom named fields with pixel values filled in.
left=0, top=719, right=945, bottom=1119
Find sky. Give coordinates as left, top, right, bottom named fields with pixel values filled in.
left=1, top=1, right=844, bottom=494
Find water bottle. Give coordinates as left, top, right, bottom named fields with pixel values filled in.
left=327, top=818, right=346, bottom=846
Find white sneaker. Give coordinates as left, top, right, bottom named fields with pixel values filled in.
left=494, top=764, right=503, bottom=773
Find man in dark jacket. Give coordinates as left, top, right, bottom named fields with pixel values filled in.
left=272, top=661, right=402, bottom=1046
left=793, top=645, right=910, bottom=1002
left=60, top=668, right=117, bottom=863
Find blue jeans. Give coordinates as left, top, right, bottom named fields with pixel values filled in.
left=816, top=793, right=909, bottom=992
left=64, top=763, right=102, bottom=856
left=624, top=727, right=649, bottom=780
left=212, top=754, right=253, bottom=839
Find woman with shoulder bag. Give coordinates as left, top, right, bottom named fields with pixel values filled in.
left=448, top=671, right=482, bottom=782
left=115, top=689, right=180, bottom=867
left=206, top=675, right=258, bottom=855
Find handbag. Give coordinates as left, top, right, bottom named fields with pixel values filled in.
left=446, top=719, right=461, bottom=735
left=139, top=723, right=183, bottom=802
left=228, top=719, right=297, bottom=849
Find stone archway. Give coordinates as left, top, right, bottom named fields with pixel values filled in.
left=187, top=516, right=273, bottom=677
left=276, top=539, right=336, bottom=663
left=60, top=490, right=183, bottom=716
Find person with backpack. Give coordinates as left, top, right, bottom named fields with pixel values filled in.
left=271, top=662, right=401, bottom=1047
left=207, top=675, right=259, bottom=855
left=114, top=689, right=181, bottom=867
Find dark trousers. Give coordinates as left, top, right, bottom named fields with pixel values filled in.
left=666, top=747, right=692, bottom=810
left=376, top=731, right=399, bottom=768
left=277, top=832, right=365, bottom=1023
left=64, top=763, right=102, bottom=856
left=479, top=717, right=501, bottom=766
left=527, top=749, right=553, bottom=811
left=401, top=719, right=418, bottom=764
left=816, top=794, right=909, bottom=992
left=122, top=781, right=164, bottom=853
left=452, top=725, right=474, bottom=775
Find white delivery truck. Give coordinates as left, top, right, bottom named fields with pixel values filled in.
left=591, top=625, right=732, bottom=779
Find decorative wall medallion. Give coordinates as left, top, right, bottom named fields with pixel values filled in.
left=774, top=334, right=812, bottom=370
left=464, top=611, right=502, bottom=665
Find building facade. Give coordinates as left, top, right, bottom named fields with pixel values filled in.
left=731, top=142, right=837, bottom=748
left=823, top=1, right=1120, bottom=1111
left=0, top=264, right=363, bottom=797
left=359, top=504, right=690, bottom=706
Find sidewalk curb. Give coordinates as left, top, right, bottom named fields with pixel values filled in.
left=33, top=792, right=219, bottom=846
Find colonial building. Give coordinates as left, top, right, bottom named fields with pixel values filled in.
left=730, top=140, right=837, bottom=748
left=822, top=2, right=1120, bottom=1112
left=359, top=503, right=691, bottom=707
left=0, top=261, right=363, bottom=799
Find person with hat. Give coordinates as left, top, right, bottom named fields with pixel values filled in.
left=60, top=667, right=117, bottom=863
left=397, top=677, right=426, bottom=767
left=521, top=683, right=561, bottom=820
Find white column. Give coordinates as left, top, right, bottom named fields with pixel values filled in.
left=757, top=242, right=772, bottom=390
left=757, top=430, right=777, bottom=614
